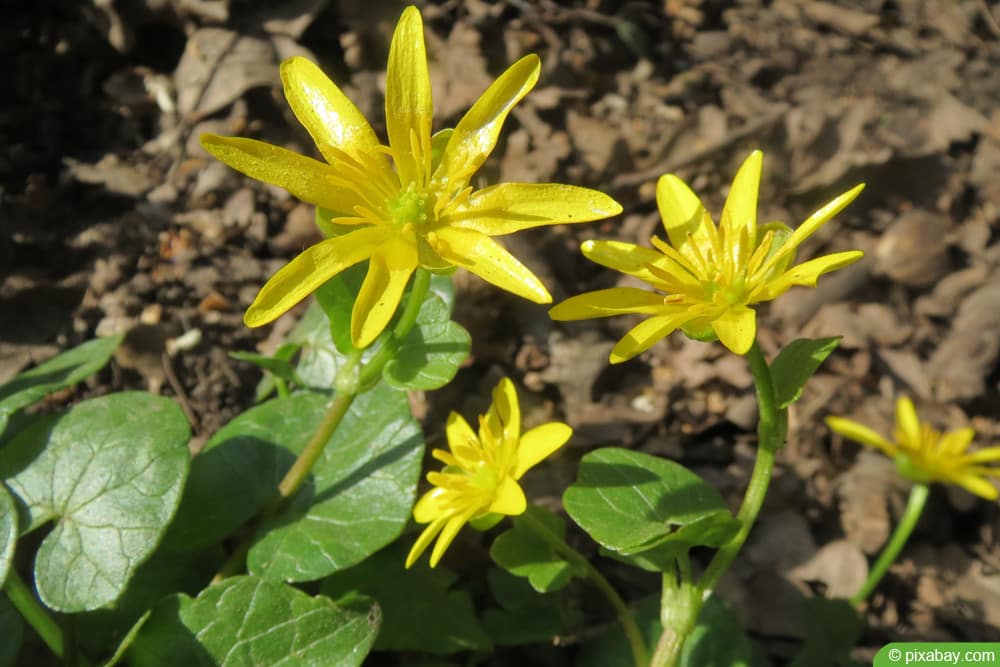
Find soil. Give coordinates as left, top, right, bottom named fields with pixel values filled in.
left=4, top=0, right=1000, bottom=663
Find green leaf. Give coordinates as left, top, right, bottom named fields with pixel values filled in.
left=490, top=506, right=575, bottom=593
left=563, top=448, right=739, bottom=570
left=788, top=597, right=863, bottom=667
left=248, top=384, right=423, bottom=581
left=314, top=264, right=368, bottom=355
left=129, top=575, right=379, bottom=667
left=679, top=596, right=756, bottom=667
left=482, top=567, right=582, bottom=647
left=231, top=344, right=305, bottom=401
left=321, top=542, right=491, bottom=655
left=0, top=484, right=15, bottom=586
left=384, top=293, right=470, bottom=390
left=0, top=596, right=23, bottom=667
left=770, top=337, right=840, bottom=409
left=287, top=301, right=348, bottom=390
left=0, top=392, right=190, bottom=612
left=0, top=334, right=123, bottom=433
left=577, top=594, right=660, bottom=667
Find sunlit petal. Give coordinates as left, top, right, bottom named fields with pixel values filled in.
left=549, top=288, right=668, bottom=320
left=386, top=6, right=433, bottom=186
left=755, top=251, right=864, bottom=300
left=406, top=515, right=449, bottom=568
left=493, top=378, right=520, bottom=442
left=488, top=476, right=527, bottom=516
left=719, top=150, right=762, bottom=265
left=610, top=312, right=698, bottom=363
left=950, top=474, right=998, bottom=501
left=895, top=397, right=922, bottom=447
left=413, top=488, right=449, bottom=523
left=245, top=226, right=389, bottom=327
left=656, top=173, right=710, bottom=250
left=710, top=305, right=756, bottom=355
left=429, top=511, right=477, bottom=567
left=824, top=417, right=897, bottom=455
left=351, top=236, right=418, bottom=348
left=515, top=423, right=572, bottom=478
left=579, top=239, right=670, bottom=285
left=961, top=446, right=1000, bottom=464
left=431, top=227, right=550, bottom=303
left=446, top=411, right=478, bottom=458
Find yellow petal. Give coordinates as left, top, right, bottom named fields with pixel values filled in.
left=515, top=422, right=572, bottom=478
left=492, top=378, right=520, bottom=442
left=429, top=511, right=476, bottom=567
left=610, top=312, right=698, bottom=363
left=413, top=487, right=449, bottom=523
left=549, top=288, right=668, bottom=320
left=406, top=514, right=448, bottom=568
left=579, top=239, right=669, bottom=285
left=895, top=396, right=921, bottom=448
left=445, top=411, right=479, bottom=461
left=386, top=6, right=433, bottom=186
left=755, top=251, right=864, bottom=301
left=761, top=184, right=865, bottom=275
left=719, top=150, right=762, bottom=268
left=279, top=56, right=383, bottom=164
left=938, top=428, right=976, bottom=457
left=200, top=134, right=361, bottom=213
left=962, top=445, right=1000, bottom=464
left=431, top=227, right=550, bottom=303
left=824, top=416, right=896, bottom=455
left=435, top=54, right=540, bottom=193
left=710, top=305, right=756, bottom=355
left=444, top=183, right=622, bottom=235
left=488, top=476, right=527, bottom=516
left=245, top=226, right=389, bottom=327
left=351, top=236, right=419, bottom=348
left=656, top=173, right=711, bottom=250
left=950, top=473, right=998, bottom=501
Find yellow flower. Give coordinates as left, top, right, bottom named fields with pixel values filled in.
left=826, top=397, right=1000, bottom=500
left=201, top=6, right=621, bottom=348
left=549, top=150, right=864, bottom=361
left=406, top=378, right=571, bottom=568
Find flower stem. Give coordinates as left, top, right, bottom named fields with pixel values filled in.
left=4, top=569, right=64, bottom=660
left=212, top=269, right=432, bottom=583
left=519, top=508, right=649, bottom=667
left=851, top=482, right=929, bottom=606
left=650, top=341, right=786, bottom=667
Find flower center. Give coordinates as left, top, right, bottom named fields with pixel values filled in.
left=388, top=182, right=429, bottom=228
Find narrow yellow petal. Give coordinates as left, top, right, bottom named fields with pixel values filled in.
left=492, top=378, right=520, bottom=442
left=610, top=312, right=699, bottom=363
left=656, top=173, right=711, bottom=250
left=435, top=54, right=540, bottom=193
left=413, top=488, right=449, bottom=523
left=351, top=236, right=418, bottom=348
left=515, top=422, right=572, bottom=478
left=755, top=251, right=864, bottom=301
left=709, top=305, right=756, bottom=355
left=386, top=6, right=433, bottom=186
left=429, top=511, right=476, bottom=567
left=824, top=416, right=896, bottom=455
left=443, top=183, right=622, bottom=235
left=579, top=239, right=669, bottom=285
left=446, top=411, right=479, bottom=460
left=549, top=288, right=668, bottom=320
left=895, top=396, right=921, bottom=447
left=762, top=183, right=865, bottom=274
left=938, top=428, right=976, bottom=457
left=200, top=134, right=360, bottom=213
left=245, top=226, right=388, bottom=327
left=487, top=476, right=527, bottom=516
left=406, top=515, right=449, bottom=568
left=431, top=227, right=550, bottom=303
left=279, top=57, right=383, bottom=164
left=961, top=446, right=1000, bottom=464
left=719, top=150, right=762, bottom=269
left=950, top=473, right=998, bottom=501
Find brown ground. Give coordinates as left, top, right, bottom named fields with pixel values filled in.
left=4, top=0, right=1000, bottom=663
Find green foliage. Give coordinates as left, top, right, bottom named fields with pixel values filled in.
left=577, top=594, right=661, bottom=667
left=0, top=484, right=14, bottom=587
left=0, top=334, right=122, bottom=433
left=129, top=575, right=379, bottom=667
left=0, top=596, right=22, bottom=667
left=788, top=597, right=864, bottom=667
left=490, top=505, right=576, bottom=593
left=0, top=392, right=190, bottom=612
left=769, top=337, right=840, bottom=409
left=230, top=344, right=305, bottom=400
left=679, top=596, right=759, bottom=667
left=482, top=568, right=583, bottom=646
left=321, top=543, right=491, bottom=655
left=563, top=448, right=739, bottom=571
left=383, top=292, right=470, bottom=391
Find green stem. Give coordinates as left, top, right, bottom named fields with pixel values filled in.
left=519, top=508, right=649, bottom=667
left=851, top=482, right=929, bottom=606
left=212, top=269, right=433, bottom=583
left=4, top=569, right=64, bottom=660
left=650, top=341, right=786, bottom=667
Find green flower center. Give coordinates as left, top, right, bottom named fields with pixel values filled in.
left=388, top=183, right=429, bottom=227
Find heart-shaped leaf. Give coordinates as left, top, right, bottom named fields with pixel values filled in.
left=0, top=392, right=190, bottom=611
left=490, top=505, right=575, bottom=593
left=383, top=293, right=470, bottom=390
left=770, top=337, right=840, bottom=409
left=0, top=334, right=122, bottom=433
left=129, top=575, right=378, bottom=667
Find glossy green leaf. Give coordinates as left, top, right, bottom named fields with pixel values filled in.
left=0, top=334, right=123, bottom=433
left=788, top=597, right=863, bottom=667
left=482, top=567, right=582, bottom=647
left=0, top=596, right=22, bottom=667
left=129, top=575, right=378, bottom=667
left=321, top=543, right=491, bottom=655
left=0, top=484, right=14, bottom=587
left=770, top=337, right=840, bottom=409
left=248, top=383, right=422, bottom=582
left=563, top=448, right=738, bottom=569
left=490, top=506, right=575, bottom=593
left=314, top=264, right=368, bottom=355
left=679, top=596, right=757, bottom=667
left=0, top=392, right=190, bottom=612
left=288, top=301, right=347, bottom=390
left=384, top=293, right=470, bottom=390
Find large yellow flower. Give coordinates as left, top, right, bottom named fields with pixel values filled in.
left=549, top=150, right=864, bottom=361
left=826, top=397, right=1000, bottom=500
left=406, top=378, right=571, bottom=568
left=201, top=6, right=620, bottom=348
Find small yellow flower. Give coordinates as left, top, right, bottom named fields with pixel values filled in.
left=201, top=6, right=621, bottom=348
left=406, top=378, right=571, bottom=568
left=826, top=397, right=1000, bottom=500
left=549, top=150, right=864, bottom=361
